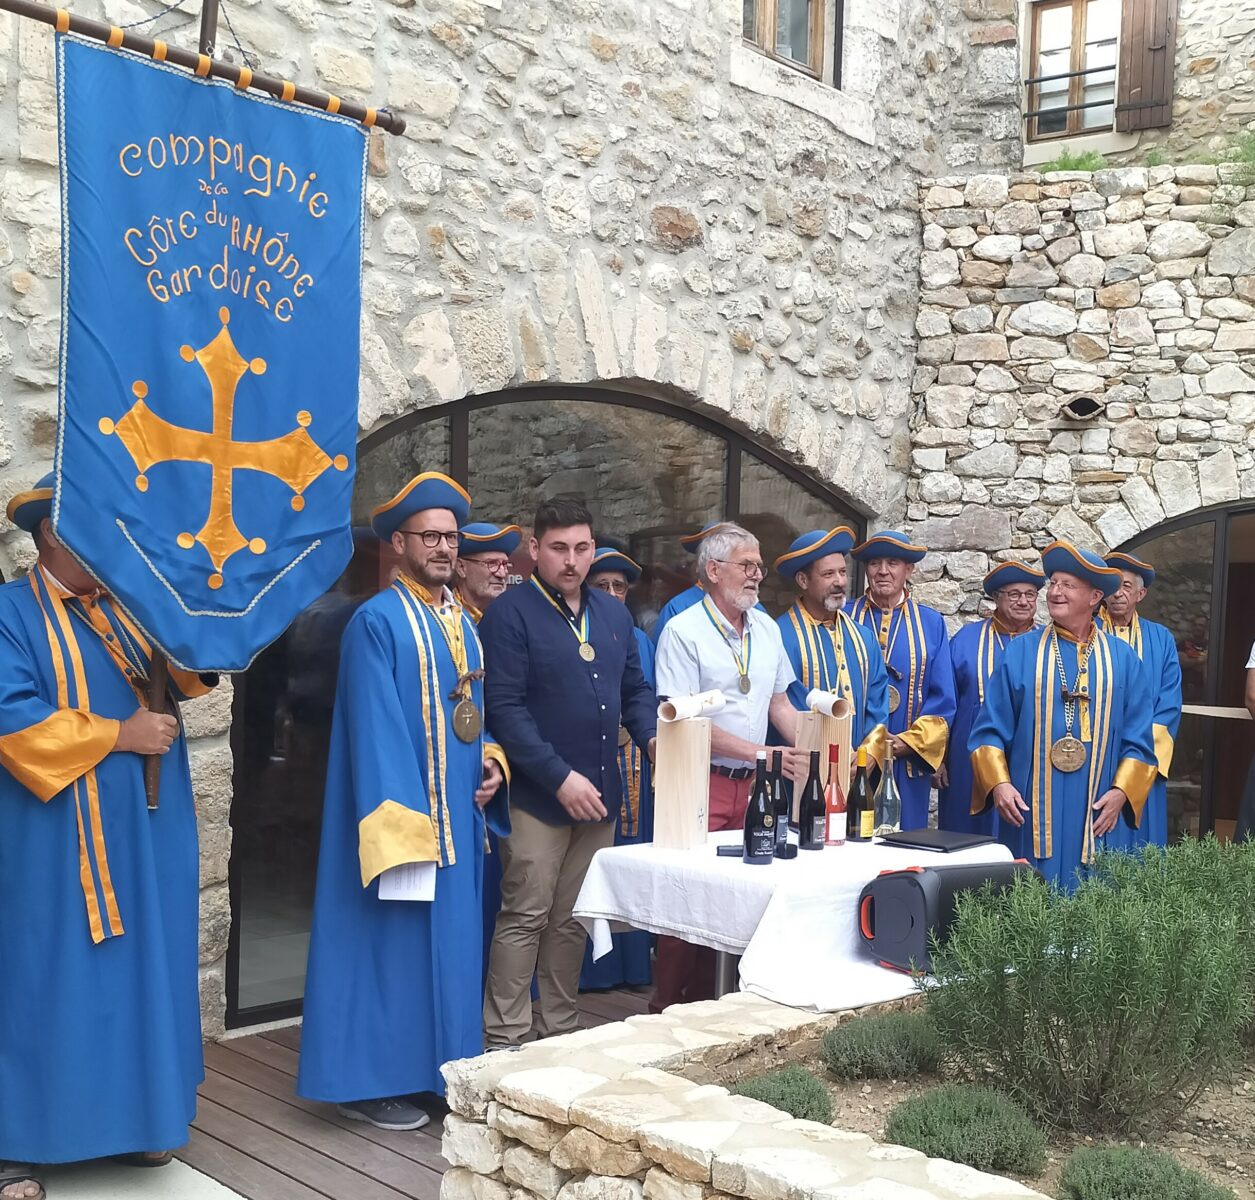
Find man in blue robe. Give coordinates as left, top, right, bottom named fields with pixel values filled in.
left=774, top=527, right=888, bottom=769
left=1098, top=551, right=1182, bottom=849
left=845, top=531, right=955, bottom=829
left=580, top=547, right=655, bottom=990
left=969, top=541, right=1157, bottom=892
left=652, top=520, right=739, bottom=641
left=937, top=562, right=1043, bottom=835
left=450, top=521, right=523, bottom=986
left=0, top=474, right=214, bottom=1200
left=298, top=472, right=509, bottom=1130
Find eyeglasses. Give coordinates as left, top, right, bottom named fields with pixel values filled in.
left=714, top=559, right=766, bottom=579
left=464, top=556, right=511, bottom=574
left=998, top=589, right=1039, bottom=602
left=398, top=529, right=459, bottom=548
left=594, top=579, right=630, bottom=596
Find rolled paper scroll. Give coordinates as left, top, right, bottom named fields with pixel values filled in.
left=806, top=689, right=852, bottom=720
left=658, top=690, right=727, bottom=723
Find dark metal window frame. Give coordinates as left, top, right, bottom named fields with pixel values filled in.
left=1122, top=501, right=1255, bottom=839
left=225, top=384, right=866, bottom=1029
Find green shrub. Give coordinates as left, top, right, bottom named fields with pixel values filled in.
left=921, top=844, right=1254, bottom=1135
left=732, top=1064, right=832, bottom=1123
left=1145, top=148, right=1167, bottom=167
left=884, top=1084, right=1045, bottom=1175
left=1039, top=147, right=1106, bottom=173
left=1059, top=1146, right=1235, bottom=1200
left=821, top=1011, right=940, bottom=1080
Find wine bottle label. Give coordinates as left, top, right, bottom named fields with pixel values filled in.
left=746, top=829, right=774, bottom=860
left=810, top=817, right=825, bottom=845
left=828, top=812, right=847, bottom=843
left=860, top=809, right=874, bottom=838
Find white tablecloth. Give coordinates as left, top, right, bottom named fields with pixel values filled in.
left=573, top=833, right=1013, bottom=1012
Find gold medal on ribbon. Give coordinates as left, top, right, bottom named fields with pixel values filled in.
left=887, top=684, right=901, bottom=714
left=1050, top=735, right=1086, bottom=773
left=579, top=642, right=596, bottom=662
left=452, top=698, right=483, bottom=743
left=738, top=674, right=751, bottom=694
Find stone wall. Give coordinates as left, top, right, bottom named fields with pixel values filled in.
left=1106, top=0, right=1255, bottom=165
left=441, top=991, right=1045, bottom=1200
left=909, top=165, right=1255, bottom=618
left=0, top=0, right=1026, bottom=1030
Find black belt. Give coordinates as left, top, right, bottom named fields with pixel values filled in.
left=711, top=765, right=754, bottom=781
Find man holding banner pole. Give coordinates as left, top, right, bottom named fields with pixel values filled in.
left=0, top=474, right=216, bottom=1199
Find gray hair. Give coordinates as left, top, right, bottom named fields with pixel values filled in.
left=697, top=524, right=757, bottom=582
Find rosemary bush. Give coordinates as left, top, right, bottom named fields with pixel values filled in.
left=921, top=845, right=1254, bottom=1135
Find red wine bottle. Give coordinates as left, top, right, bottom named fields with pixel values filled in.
left=798, top=749, right=825, bottom=850
left=770, top=750, right=789, bottom=857
left=743, top=751, right=774, bottom=864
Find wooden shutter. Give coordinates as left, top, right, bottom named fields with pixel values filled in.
left=1116, top=0, right=1178, bottom=131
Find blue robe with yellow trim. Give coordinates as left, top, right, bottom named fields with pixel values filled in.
left=653, top=583, right=703, bottom=643
left=968, top=624, right=1157, bottom=892
left=0, top=571, right=211, bottom=1163
left=938, top=618, right=1037, bottom=835
left=580, top=626, right=656, bottom=990
left=1096, top=611, right=1181, bottom=849
left=777, top=603, right=889, bottom=763
left=844, top=594, right=955, bottom=830
left=298, top=580, right=509, bottom=1102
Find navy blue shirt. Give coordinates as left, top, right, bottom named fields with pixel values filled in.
left=480, top=576, right=658, bottom=827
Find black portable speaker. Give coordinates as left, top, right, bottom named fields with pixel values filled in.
left=857, top=860, right=1038, bottom=973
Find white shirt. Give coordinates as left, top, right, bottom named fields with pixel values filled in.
left=655, top=596, right=795, bottom=767
left=1246, top=640, right=1255, bottom=670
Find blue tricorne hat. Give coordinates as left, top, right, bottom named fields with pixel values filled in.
left=459, top=522, right=521, bottom=558
left=983, top=561, right=1046, bottom=597
left=851, top=530, right=927, bottom=564
left=589, top=546, right=642, bottom=583
left=1104, top=551, right=1156, bottom=589
left=774, top=527, right=856, bottom=578
left=679, top=520, right=739, bottom=555
left=1042, top=540, right=1122, bottom=598
left=371, top=472, right=471, bottom=541
left=7, top=471, right=53, bottom=534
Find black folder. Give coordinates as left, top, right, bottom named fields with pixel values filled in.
left=877, top=828, right=996, bottom=853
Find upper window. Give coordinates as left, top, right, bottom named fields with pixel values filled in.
left=1027, top=0, right=1120, bottom=141
left=742, top=0, right=835, bottom=82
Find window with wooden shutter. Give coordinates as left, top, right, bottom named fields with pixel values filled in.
left=1026, top=0, right=1120, bottom=142
left=742, top=0, right=842, bottom=84
left=1115, top=0, right=1177, bottom=131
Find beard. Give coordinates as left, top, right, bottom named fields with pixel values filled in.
left=731, top=586, right=759, bottom=612
left=822, top=593, right=844, bottom=613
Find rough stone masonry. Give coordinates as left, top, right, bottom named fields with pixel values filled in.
left=909, top=164, right=1255, bottom=625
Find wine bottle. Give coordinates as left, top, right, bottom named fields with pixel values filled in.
left=873, top=741, right=902, bottom=838
left=743, top=750, right=775, bottom=864
left=824, top=744, right=846, bottom=846
left=848, top=746, right=873, bottom=842
left=770, top=749, right=789, bottom=857
left=798, top=749, right=825, bottom=850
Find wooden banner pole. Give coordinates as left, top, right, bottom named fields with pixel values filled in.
left=0, top=0, right=406, bottom=134
left=144, top=652, right=169, bottom=810
left=197, top=0, right=219, bottom=57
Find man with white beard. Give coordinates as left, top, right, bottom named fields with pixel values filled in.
left=652, top=523, right=803, bottom=1010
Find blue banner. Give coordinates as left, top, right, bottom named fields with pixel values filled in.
left=54, top=35, right=366, bottom=672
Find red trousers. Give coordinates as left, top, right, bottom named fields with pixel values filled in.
left=650, top=772, right=752, bottom=1012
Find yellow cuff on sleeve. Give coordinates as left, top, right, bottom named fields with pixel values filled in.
left=1113, top=758, right=1157, bottom=826
left=898, top=715, right=949, bottom=771
left=1152, top=724, right=1174, bottom=779
left=0, top=710, right=121, bottom=802
left=860, top=723, right=888, bottom=774
left=358, top=800, right=437, bottom=887
left=970, top=745, right=1011, bottom=815
left=484, top=742, right=511, bottom=785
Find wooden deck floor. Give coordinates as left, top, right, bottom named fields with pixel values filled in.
left=177, top=988, right=653, bottom=1200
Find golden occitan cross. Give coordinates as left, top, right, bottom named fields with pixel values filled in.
left=100, top=307, right=348, bottom=589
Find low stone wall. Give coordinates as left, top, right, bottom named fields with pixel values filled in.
left=440, top=992, right=1044, bottom=1200
left=909, top=165, right=1255, bottom=617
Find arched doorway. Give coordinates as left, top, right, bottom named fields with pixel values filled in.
left=224, top=387, right=866, bottom=1026
left=1116, top=503, right=1255, bottom=845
